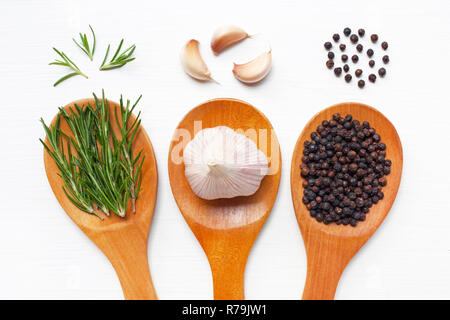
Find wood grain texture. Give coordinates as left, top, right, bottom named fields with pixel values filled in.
left=291, top=102, right=403, bottom=300
left=43, top=98, right=158, bottom=300
left=168, top=98, right=281, bottom=300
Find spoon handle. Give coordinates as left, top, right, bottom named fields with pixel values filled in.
left=94, top=225, right=157, bottom=300
left=203, top=230, right=252, bottom=300
left=302, top=235, right=358, bottom=300
left=302, top=256, right=345, bottom=300
left=209, top=253, right=246, bottom=300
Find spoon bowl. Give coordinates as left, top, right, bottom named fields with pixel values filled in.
left=291, top=102, right=402, bottom=300
left=44, top=98, right=158, bottom=300
left=168, top=98, right=281, bottom=299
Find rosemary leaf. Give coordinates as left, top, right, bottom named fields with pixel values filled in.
left=52, top=72, right=79, bottom=87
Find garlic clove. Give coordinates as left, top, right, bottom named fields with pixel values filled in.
left=183, top=126, right=268, bottom=200
left=180, top=39, right=217, bottom=83
left=232, top=50, right=272, bottom=84
left=211, top=25, right=250, bottom=55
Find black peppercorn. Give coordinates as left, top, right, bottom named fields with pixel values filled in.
left=350, top=34, right=359, bottom=43
left=341, top=54, right=348, bottom=62
left=333, top=33, right=340, bottom=42
left=383, top=55, right=389, bottom=63
left=381, top=41, right=388, bottom=50
left=343, top=27, right=351, bottom=36
left=369, top=74, right=377, bottom=83
left=326, top=60, right=334, bottom=69
left=358, top=28, right=365, bottom=37
left=356, top=44, right=363, bottom=52
left=369, top=60, right=375, bottom=67
left=358, top=79, right=365, bottom=88
left=328, top=51, right=335, bottom=59
left=345, top=74, right=352, bottom=82
left=355, top=69, right=362, bottom=77
left=367, top=49, right=374, bottom=57
left=339, top=44, right=346, bottom=51
left=378, top=67, right=386, bottom=77
left=351, top=55, right=359, bottom=63
left=300, top=114, right=391, bottom=227
left=324, top=42, right=332, bottom=50
left=343, top=64, right=349, bottom=72
left=334, top=67, right=342, bottom=76
left=371, top=34, right=378, bottom=42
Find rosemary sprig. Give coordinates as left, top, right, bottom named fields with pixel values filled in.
left=39, top=115, right=103, bottom=220
left=58, top=105, right=111, bottom=216
left=49, top=48, right=88, bottom=87
left=114, top=95, right=145, bottom=213
left=100, top=39, right=136, bottom=71
left=90, top=93, right=132, bottom=217
left=73, top=25, right=96, bottom=60
left=40, top=91, right=144, bottom=219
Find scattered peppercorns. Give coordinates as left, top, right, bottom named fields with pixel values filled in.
left=358, top=79, right=365, bottom=88
left=324, top=28, right=390, bottom=88
left=334, top=67, right=342, bottom=76
left=345, top=74, right=352, bottom=82
left=326, top=60, right=334, bottom=69
left=300, top=114, right=391, bottom=226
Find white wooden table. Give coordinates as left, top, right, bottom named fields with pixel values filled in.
left=1, top=0, right=449, bottom=299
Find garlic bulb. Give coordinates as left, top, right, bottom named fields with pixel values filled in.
left=180, top=39, right=217, bottom=83
left=183, top=126, right=268, bottom=200
left=233, top=50, right=272, bottom=84
left=211, top=25, right=249, bottom=55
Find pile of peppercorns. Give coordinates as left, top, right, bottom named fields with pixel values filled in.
left=324, top=27, right=389, bottom=88
left=300, top=114, right=391, bottom=226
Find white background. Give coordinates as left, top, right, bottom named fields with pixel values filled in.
left=1, top=0, right=450, bottom=300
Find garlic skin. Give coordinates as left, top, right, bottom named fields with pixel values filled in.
left=233, top=50, right=272, bottom=84
left=183, top=126, right=268, bottom=200
left=211, top=25, right=249, bottom=55
left=180, top=39, right=216, bottom=82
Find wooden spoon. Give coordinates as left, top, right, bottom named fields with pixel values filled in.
left=43, top=98, right=158, bottom=300
left=168, top=98, right=281, bottom=300
left=291, top=102, right=403, bottom=300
